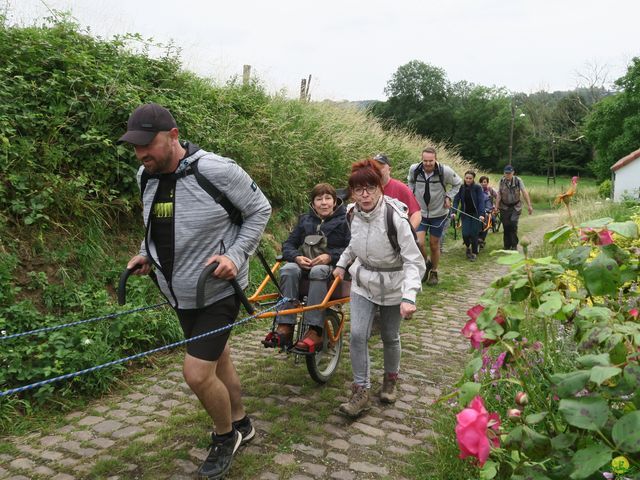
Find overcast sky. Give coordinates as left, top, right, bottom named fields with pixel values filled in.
left=5, top=0, right=639, bottom=101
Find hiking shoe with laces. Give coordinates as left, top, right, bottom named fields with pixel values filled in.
left=339, top=384, right=370, bottom=418
left=426, top=270, right=439, bottom=286
left=379, top=373, right=398, bottom=404
left=198, top=430, right=242, bottom=480
left=422, top=259, right=433, bottom=283
left=232, top=416, right=255, bottom=446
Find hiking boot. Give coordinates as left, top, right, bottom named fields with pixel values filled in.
left=469, top=253, right=477, bottom=262
left=465, top=248, right=472, bottom=259
left=198, top=430, right=242, bottom=480
left=426, top=270, right=439, bottom=286
left=422, top=259, right=433, bottom=283
left=232, top=416, right=255, bottom=446
left=339, top=384, right=370, bottom=418
left=379, top=373, right=398, bottom=404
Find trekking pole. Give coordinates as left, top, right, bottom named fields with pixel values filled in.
left=450, top=206, right=485, bottom=223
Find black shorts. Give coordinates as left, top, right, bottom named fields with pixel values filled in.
left=175, top=294, right=240, bottom=361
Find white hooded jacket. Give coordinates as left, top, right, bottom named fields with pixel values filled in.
left=336, top=196, right=426, bottom=305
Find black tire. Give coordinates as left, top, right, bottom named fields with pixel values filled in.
left=306, top=309, right=343, bottom=384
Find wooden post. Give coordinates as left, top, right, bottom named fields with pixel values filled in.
left=305, top=74, right=312, bottom=101
left=243, top=65, right=251, bottom=86
left=300, top=78, right=307, bottom=101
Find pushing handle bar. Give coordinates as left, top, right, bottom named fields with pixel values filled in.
left=118, top=264, right=142, bottom=306
left=196, top=262, right=255, bottom=314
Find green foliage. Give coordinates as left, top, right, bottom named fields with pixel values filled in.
left=598, top=179, right=613, bottom=199
left=372, top=60, right=598, bottom=176
left=585, top=57, right=640, bottom=181
left=451, top=211, right=640, bottom=478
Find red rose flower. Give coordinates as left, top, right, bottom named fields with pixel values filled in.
left=455, top=396, right=500, bottom=466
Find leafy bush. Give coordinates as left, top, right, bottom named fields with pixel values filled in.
left=449, top=211, right=640, bottom=479
left=599, top=179, right=613, bottom=199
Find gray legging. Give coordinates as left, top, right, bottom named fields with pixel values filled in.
left=349, top=291, right=402, bottom=389
left=277, top=263, right=332, bottom=328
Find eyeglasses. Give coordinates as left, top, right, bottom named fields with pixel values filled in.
left=353, top=185, right=378, bottom=196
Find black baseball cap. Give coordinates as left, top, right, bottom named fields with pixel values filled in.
left=504, top=165, right=515, bottom=173
left=118, top=103, right=177, bottom=145
left=373, top=153, right=391, bottom=166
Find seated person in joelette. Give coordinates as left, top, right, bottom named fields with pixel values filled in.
left=263, top=183, right=350, bottom=351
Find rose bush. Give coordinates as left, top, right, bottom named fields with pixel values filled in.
left=452, top=213, right=640, bottom=479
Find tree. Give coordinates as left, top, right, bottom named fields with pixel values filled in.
left=450, top=86, right=511, bottom=169
left=585, top=57, right=640, bottom=181
left=373, top=60, right=455, bottom=143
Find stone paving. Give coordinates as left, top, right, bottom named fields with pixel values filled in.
left=1, top=217, right=554, bottom=479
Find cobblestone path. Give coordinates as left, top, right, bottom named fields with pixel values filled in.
left=1, top=215, right=556, bottom=480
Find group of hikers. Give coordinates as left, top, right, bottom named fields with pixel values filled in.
left=119, top=103, right=533, bottom=479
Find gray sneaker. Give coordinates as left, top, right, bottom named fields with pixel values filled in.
left=198, top=430, right=242, bottom=480
left=232, top=416, right=255, bottom=446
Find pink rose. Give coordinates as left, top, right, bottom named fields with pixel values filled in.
left=629, top=308, right=638, bottom=319
left=455, top=396, right=501, bottom=466
left=461, top=305, right=506, bottom=350
left=597, top=229, right=613, bottom=246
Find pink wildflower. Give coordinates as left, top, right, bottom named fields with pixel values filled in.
left=493, top=352, right=507, bottom=370
left=630, top=308, right=638, bottom=319
left=455, top=396, right=500, bottom=466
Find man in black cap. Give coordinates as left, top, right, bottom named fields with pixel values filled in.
left=495, top=165, right=533, bottom=250
left=120, top=103, right=272, bottom=479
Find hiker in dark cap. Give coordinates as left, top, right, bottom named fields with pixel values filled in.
left=120, top=103, right=271, bottom=480
left=372, top=153, right=421, bottom=229
left=496, top=165, right=533, bottom=250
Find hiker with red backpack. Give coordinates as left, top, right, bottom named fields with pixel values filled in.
left=408, top=147, right=463, bottom=285
left=495, top=165, right=533, bottom=250
left=333, top=159, right=425, bottom=418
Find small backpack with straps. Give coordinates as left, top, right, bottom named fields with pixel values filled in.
left=498, top=176, right=522, bottom=208
left=346, top=199, right=417, bottom=253
left=412, top=162, right=446, bottom=193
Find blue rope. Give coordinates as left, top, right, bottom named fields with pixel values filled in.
left=0, top=298, right=289, bottom=398
left=0, top=302, right=169, bottom=341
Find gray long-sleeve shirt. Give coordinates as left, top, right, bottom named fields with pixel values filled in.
left=138, top=147, right=271, bottom=309
left=407, top=162, right=462, bottom=219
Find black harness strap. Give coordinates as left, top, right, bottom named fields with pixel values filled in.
left=139, top=159, right=243, bottom=226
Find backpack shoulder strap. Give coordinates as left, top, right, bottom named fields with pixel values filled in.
left=437, top=163, right=446, bottom=192
left=190, top=159, right=244, bottom=226
left=384, top=199, right=418, bottom=253
left=139, top=169, right=151, bottom=200
left=385, top=203, right=400, bottom=253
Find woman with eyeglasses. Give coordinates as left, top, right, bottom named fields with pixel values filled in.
left=333, top=159, right=425, bottom=418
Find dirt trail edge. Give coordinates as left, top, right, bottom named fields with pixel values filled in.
left=1, top=213, right=558, bottom=480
